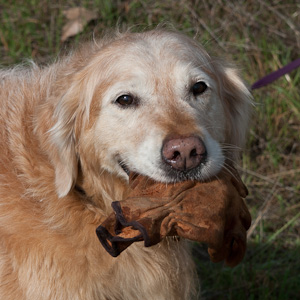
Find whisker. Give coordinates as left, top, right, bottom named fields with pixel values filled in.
left=220, top=143, right=242, bottom=151
left=222, top=161, right=240, bottom=182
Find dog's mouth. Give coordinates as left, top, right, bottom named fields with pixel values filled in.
left=118, top=158, right=205, bottom=183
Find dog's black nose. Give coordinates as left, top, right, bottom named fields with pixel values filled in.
left=162, top=136, right=207, bottom=171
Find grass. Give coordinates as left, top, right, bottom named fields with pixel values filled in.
left=0, top=0, right=299, bottom=299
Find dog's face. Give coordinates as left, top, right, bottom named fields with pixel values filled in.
left=50, top=30, right=252, bottom=197
left=94, top=36, right=226, bottom=183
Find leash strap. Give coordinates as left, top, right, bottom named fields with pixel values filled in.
left=252, top=58, right=300, bottom=90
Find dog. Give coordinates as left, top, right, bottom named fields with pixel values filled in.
left=0, top=29, right=252, bottom=299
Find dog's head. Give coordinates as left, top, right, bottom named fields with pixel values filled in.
left=48, top=30, right=252, bottom=197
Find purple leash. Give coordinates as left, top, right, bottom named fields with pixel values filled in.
left=251, top=58, right=300, bottom=90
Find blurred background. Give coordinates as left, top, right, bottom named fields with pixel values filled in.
left=0, top=1, right=299, bottom=299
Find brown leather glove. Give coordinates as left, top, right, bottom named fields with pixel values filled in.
left=96, top=166, right=251, bottom=267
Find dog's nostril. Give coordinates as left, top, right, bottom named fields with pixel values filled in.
left=172, top=151, right=181, bottom=160
left=190, top=148, right=197, bottom=157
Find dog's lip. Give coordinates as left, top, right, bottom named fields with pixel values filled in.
left=160, top=160, right=208, bottom=182
left=118, top=161, right=130, bottom=176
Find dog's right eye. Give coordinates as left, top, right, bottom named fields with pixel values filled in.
left=191, top=81, right=207, bottom=96
left=115, top=95, right=135, bottom=107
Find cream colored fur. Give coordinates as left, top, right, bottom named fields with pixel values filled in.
left=0, top=29, right=252, bottom=299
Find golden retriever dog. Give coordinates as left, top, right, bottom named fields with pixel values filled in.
left=0, top=29, right=252, bottom=299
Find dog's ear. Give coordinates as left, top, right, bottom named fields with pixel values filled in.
left=48, top=68, right=99, bottom=197
left=215, top=64, right=253, bottom=156
left=49, top=85, right=80, bottom=197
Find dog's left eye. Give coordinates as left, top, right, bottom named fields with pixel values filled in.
left=116, top=95, right=135, bottom=107
left=191, top=81, right=207, bottom=96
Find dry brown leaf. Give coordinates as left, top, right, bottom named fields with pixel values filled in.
left=61, top=7, right=97, bottom=42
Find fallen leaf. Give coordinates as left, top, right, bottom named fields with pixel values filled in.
left=61, top=7, right=97, bottom=42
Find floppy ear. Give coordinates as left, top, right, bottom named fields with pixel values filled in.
left=48, top=66, right=100, bottom=197
left=49, top=84, right=80, bottom=198
left=216, top=65, right=253, bottom=156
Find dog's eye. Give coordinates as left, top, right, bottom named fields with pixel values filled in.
left=192, top=81, right=207, bottom=96
left=116, top=95, right=135, bottom=107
